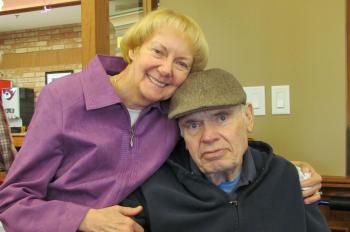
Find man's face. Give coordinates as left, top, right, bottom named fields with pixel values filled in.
left=179, top=105, right=254, bottom=179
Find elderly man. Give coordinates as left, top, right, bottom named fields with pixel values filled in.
left=122, top=68, right=329, bottom=232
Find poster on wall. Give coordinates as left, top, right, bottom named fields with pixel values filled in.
left=45, top=70, right=73, bottom=84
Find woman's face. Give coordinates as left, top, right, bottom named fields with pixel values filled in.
left=128, top=26, right=194, bottom=105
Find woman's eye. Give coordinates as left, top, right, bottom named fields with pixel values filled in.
left=175, top=61, right=190, bottom=71
left=178, top=61, right=189, bottom=69
left=151, top=48, right=163, bottom=56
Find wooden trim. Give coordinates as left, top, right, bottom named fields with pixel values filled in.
left=323, top=176, right=350, bottom=185
left=348, top=128, right=350, bottom=176
left=0, top=48, right=82, bottom=69
left=142, top=0, right=158, bottom=15
left=12, top=133, right=25, bottom=148
left=320, top=175, right=350, bottom=231
left=81, top=0, right=110, bottom=66
left=347, top=0, right=350, bottom=176
left=0, top=172, right=5, bottom=185
left=0, top=1, right=81, bottom=16
left=321, top=176, right=350, bottom=199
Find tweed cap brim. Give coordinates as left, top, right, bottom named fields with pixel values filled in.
left=169, top=68, right=246, bottom=119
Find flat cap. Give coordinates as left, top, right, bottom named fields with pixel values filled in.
left=169, top=68, right=246, bottom=119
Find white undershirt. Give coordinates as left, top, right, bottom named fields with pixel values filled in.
left=127, top=108, right=142, bottom=126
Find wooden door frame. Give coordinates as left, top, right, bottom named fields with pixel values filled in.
left=347, top=0, right=350, bottom=176
left=81, top=0, right=158, bottom=66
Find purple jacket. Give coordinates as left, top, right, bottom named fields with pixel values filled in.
left=0, top=55, right=179, bottom=232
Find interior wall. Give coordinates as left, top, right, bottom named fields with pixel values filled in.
left=0, top=22, right=120, bottom=100
left=160, top=0, right=347, bottom=176
left=0, top=24, right=83, bottom=99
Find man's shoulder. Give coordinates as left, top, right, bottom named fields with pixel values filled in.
left=248, top=140, right=297, bottom=175
left=142, top=159, right=181, bottom=186
left=140, top=140, right=191, bottom=190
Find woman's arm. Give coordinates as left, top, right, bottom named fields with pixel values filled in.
left=79, top=206, right=144, bottom=232
left=292, top=161, right=322, bottom=204
left=0, top=86, right=89, bottom=232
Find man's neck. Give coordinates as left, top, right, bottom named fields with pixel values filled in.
left=206, top=166, right=242, bottom=186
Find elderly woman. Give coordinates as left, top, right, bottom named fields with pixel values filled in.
left=0, top=9, right=321, bottom=232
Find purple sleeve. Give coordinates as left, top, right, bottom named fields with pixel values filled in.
left=0, top=86, right=89, bottom=232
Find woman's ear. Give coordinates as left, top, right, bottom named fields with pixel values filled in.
left=244, top=104, right=254, bottom=133
left=128, top=49, right=135, bottom=61
left=128, top=47, right=140, bottom=61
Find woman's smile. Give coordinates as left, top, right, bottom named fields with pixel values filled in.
left=147, top=74, right=168, bottom=88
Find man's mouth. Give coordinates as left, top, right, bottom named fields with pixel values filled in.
left=201, top=149, right=226, bottom=161
left=147, top=74, right=168, bottom=88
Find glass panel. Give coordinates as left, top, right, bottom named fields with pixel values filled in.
left=109, top=0, right=143, bottom=56
left=109, top=0, right=143, bottom=17
left=109, top=0, right=159, bottom=56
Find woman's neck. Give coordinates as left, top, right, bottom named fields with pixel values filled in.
left=110, top=68, right=149, bottom=109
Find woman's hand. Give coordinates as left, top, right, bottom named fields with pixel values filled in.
left=79, top=205, right=144, bottom=232
left=291, top=161, right=322, bottom=204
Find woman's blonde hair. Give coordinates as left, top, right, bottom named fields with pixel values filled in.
left=120, top=8, right=209, bottom=72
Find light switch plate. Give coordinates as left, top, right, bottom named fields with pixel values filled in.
left=271, top=85, right=290, bottom=114
left=243, top=86, right=265, bottom=116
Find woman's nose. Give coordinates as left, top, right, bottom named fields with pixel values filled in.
left=158, top=58, right=173, bottom=76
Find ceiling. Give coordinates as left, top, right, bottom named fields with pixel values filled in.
left=0, top=0, right=142, bottom=33
left=0, top=5, right=81, bottom=33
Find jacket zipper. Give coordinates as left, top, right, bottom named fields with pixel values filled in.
left=229, top=200, right=238, bottom=206
left=185, top=169, right=240, bottom=230
left=130, top=126, right=135, bottom=148
left=229, top=200, right=239, bottom=230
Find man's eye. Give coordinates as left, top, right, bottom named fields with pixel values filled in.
left=217, top=114, right=227, bottom=122
left=184, top=122, right=200, bottom=131
left=189, top=122, right=198, bottom=129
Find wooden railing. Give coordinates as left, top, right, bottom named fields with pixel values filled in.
left=0, top=172, right=6, bottom=185
left=11, top=133, right=25, bottom=148
left=320, top=176, right=350, bottom=231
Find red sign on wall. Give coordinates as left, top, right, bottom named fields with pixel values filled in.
left=0, top=80, right=12, bottom=100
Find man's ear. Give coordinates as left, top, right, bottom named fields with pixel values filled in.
left=244, top=103, right=254, bottom=133
left=178, top=122, right=190, bottom=150
left=178, top=122, right=184, bottom=137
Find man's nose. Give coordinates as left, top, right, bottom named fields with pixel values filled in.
left=201, top=123, right=219, bottom=144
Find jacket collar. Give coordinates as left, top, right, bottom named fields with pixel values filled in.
left=167, top=139, right=273, bottom=185
left=81, top=55, right=126, bottom=110
left=187, top=148, right=257, bottom=186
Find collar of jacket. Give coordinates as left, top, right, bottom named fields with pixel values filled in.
left=166, top=139, right=275, bottom=185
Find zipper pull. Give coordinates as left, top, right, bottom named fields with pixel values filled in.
left=130, top=127, right=135, bottom=148
left=229, top=200, right=238, bottom=206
